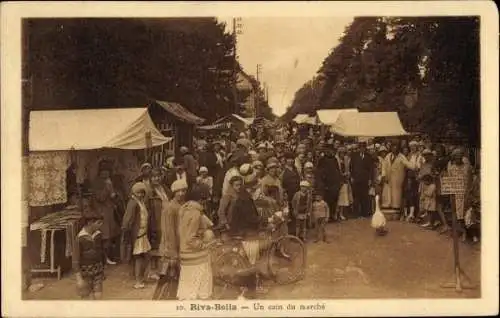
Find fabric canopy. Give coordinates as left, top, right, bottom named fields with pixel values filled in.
left=293, top=114, right=317, bottom=125
left=29, top=108, right=172, bottom=151
left=317, top=108, right=358, bottom=125
left=214, top=114, right=254, bottom=126
left=154, top=100, right=205, bottom=125
left=330, top=112, right=408, bottom=137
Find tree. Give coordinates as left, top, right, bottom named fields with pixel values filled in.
left=283, top=17, right=480, bottom=146
left=23, top=18, right=241, bottom=122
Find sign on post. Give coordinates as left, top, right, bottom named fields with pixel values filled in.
left=440, top=176, right=466, bottom=195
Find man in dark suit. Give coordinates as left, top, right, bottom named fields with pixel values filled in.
left=350, top=142, right=374, bottom=218
left=316, top=145, right=342, bottom=222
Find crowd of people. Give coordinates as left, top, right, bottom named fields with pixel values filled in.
left=72, top=125, right=481, bottom=300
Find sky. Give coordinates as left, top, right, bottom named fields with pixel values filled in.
left=218, top=17, right=354, bottom=116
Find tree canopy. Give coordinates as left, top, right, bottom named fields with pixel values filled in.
left=23, top=18, right=252, bottom=122
left=283, top=17, right=480, bottom=146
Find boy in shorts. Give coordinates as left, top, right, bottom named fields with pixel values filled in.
left=73, top=210, right=105, bottom=299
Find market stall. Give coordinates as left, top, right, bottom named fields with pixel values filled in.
left=316, top=108, right=359, bottom=126
left=329, top=111, right=409, bottom=220
left=329, top=111, right=408, bottom=137
left=27, top=107, right=172, bottom=279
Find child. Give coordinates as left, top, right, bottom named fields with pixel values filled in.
left=196, top=166, right=214, bottom=220
left=196, top=166, right=213, bottom=195
left=312, top=191, right=330, bottom=243
left=291, top=181, right=312, bottom=242
left=464, top=168, right=480, bottom=244
left=73, top=208, right=105, bottom=300
left=419, top=173, right=437, bottom=229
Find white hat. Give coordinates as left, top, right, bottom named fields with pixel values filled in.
left=239, top=163, right=252, bottom=175
left=304, top=162, right=314, bottom=169
left=378, top=145, right=388, bottom=152
left=239, top=132, right=246, bottom=138
left=266, top=161, right=278, bottom=169
left=252, top=160, right=264, bottom=168
left=409, top=140, right=418, bottom=147
left=421, top=149, right=433, bottom=155
left=300, top=180, right=311, bottom=187
left=267, top=144, right=274, bottom=149
left=248, top=150, right=257, bottom=156
left=199, top=166, right=208, bottom=173
left=374, top=143, right=381, bottom=149
left=171, top=179, right=188, bottom=193
left=257, top=143, right=266, bottom=149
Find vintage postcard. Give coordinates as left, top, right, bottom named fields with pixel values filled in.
left=1, top=1, right=498, bottom=317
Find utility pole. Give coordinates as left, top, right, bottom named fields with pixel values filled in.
left=232, top=18, right=243, bottom=114
left=256, top=63, right=262, bottom=117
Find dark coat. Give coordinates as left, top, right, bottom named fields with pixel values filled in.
left=316, top=155, right=342, bottom=195
left=282, top=166, right=301, bottom=201
left=197, top=150, right=219, bottom=178
left=350, top=152, right=374, bottom=186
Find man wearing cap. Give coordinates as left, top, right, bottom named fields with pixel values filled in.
left=350, top=141, right=374, bottom=218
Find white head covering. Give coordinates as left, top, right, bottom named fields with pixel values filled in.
left=257, top=143, right=266, bottom=149
left=378, top=145, right=388, bottom=152
left=248, top=150, right=257, bottom=156
left=304, top=162, right=314, bottom=169
left=266, top=161, right=278, bottom=169
left=421, top=149, right=433, bottom=155
left=239, top=163, right=252, bottom=175
left=252, top=160, right=264, bottom=168
left=199, top=166, right=208, bottom=173
left=300, top=180, right=311, bottom=187
left=131, top=182, right=147, bottom=196
left=409, top=140, right=419, bottom=147
left=171, top=179, right=188, bottom=193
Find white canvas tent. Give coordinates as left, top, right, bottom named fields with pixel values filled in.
left=330, top=112, right=408, bottom=137
left=317, top=108, right=358, bottom=125
left=29, top=108, right=172, bottom=151
left=293, top=114, right=317, bottom=125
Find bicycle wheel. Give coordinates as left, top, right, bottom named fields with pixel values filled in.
left=267, top=235, right=306, bottom=285
left=213, top=249, right=250, bottom=286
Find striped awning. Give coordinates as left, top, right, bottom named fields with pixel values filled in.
left=197, top=122, right=232, bottom=130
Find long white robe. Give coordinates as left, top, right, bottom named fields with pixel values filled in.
left=381, top=153, right=415, bottom=209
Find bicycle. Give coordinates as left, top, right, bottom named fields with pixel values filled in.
left=210, top=218, right=306, bottom=288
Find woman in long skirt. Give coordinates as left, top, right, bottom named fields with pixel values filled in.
left=177, top=185, right=215, bottom=300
